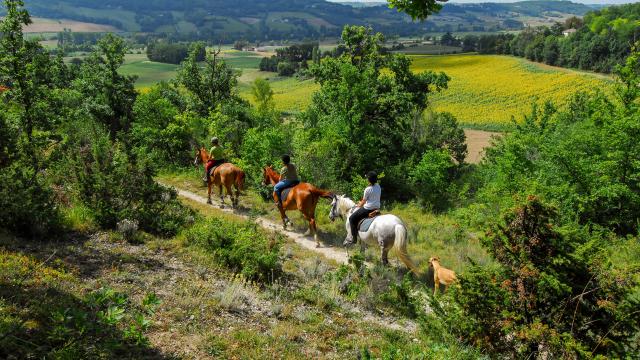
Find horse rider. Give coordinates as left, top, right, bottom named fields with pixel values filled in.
left=203, top=137, right=226, bottom=184
left=274, top=154, right=300, bottom=209
left=344, top=171, right=381, bottom=246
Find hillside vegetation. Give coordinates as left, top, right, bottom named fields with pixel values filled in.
left=1, top=1, right=639, bottom=358
left=6, top=0, right=592, bottom=40
left=468, top=2, right=640, bottom=73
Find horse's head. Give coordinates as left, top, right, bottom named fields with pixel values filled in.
left=329, top=194, right=342, bottom=222
left=194, top=147, right=207, bottom=166
left=262, top=166, right=276, bottom=186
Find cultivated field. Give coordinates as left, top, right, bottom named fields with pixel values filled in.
left=11, top=17, right=118, bottom=33
left=119, top=52, right=613, bottom=130
left=411, top=54, right=613, bottom=128
left=118, top=54, right=179, bottom=88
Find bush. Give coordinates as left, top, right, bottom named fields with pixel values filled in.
left=277, top=61, right=296, bottom=76
left=0, top=161, right=61, bottom=237
left=436, top=196, right=640, bottom=358
left=184, top=218, right=281, bottom=282
left=60, top=122, right=193, bottom=237
left=410, top=149, right=457, bottom=210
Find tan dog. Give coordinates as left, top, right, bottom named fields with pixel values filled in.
left=429, top=256, right=457, bottom=295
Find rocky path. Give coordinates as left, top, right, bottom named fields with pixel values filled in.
left=169, top=186, right=353, bottom=265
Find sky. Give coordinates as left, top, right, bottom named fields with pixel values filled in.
left=329, top=0, right=639, bottom=4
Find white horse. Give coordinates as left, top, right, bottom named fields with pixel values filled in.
left=329, top=195, right=419, bottom=273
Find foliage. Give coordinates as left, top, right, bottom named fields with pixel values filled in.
left=387, top=0, right=447, bottom=21
left=176, top=43, right=238, bottom=115
left=481, top=57, right=639, bottom=235
left=251, top=78, right=274, bottom=115
left=73, top=33, right=138, bottom=139
left=184, top=217, right=282, bottom=282
left=0, top=250, right=160, bottom=358
left=410, top=149, right=457, bottom=210
left=146, top=41, right=205, bottom=64
left=296, top=25, right=450, bottom=195
left=436, top=197, right=640, bottom=358
left=469, top=3, right=640, bottom=73
left=130, top=82, right=194, bottom=166
left=0, top=0, right=62, bottom=236
left=259, top=42, right=318, bottom=77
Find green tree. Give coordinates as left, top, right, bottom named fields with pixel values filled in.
left=297, top=25, right=449, bottom=195
left=251, top=78, right=274, bottom=115
left=0, top=0, right=61, bottom=235
left=74, top=34, right=137, bottom=139
left=387, top=0, right=447, bottom=21
left=177, top=44, right=238, bottom=115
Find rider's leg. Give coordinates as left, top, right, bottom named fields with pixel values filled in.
left=345, top=207, right=370, bottom=245
left=274, top=180, right=294, bottom=207
left=204, top=160, right=213, bottom=183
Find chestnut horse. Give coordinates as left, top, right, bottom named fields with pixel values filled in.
left=194, top=147, right=245, bottom=208
left=262, top=166, right=333, bottom=247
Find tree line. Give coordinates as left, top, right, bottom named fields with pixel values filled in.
left=460, top=3, right=640, bottom=73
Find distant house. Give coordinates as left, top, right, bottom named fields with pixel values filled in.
left=563, top=28, right=577, bottom=37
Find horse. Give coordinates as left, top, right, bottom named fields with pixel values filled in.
left=329, top=195, right=419, bottom=273
left=262, top=166, right=334, bottom=247
left=194, top=147, right=245, bottom=208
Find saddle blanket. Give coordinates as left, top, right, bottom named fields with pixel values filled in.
left=281, top=187, right=293, bottom=201
left=358, top=217, right=376, bottom=232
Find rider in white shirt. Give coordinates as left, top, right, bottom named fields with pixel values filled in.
left=344, top=171, right=380, bottom=246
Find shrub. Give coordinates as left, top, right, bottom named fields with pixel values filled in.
left=0, top=161, right=61, bottom=237
left=184, top=218, right=281, bottom=282
left=436, top=196, right=640, bottom=358
left=410, top=149, right=457, bottom=210
left=60, top=122, right=193, bottom=237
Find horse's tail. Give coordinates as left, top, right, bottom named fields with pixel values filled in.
left=235, top=170, right=246, bottom=192
left=309, top=187, right=334, bottom=200
left=394, top=224, right=420, bottom=275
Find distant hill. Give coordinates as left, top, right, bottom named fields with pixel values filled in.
left=7, top=0, right=593, bottom=40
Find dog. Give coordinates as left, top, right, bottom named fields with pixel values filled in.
left=429, top=256, right=457, bottom=295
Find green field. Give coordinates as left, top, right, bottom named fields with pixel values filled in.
left=118, top=54, right=179, bottom=88
left=117, top=52, right=614, bottom=128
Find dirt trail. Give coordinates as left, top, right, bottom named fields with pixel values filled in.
left=170, top=186, right=351, bottom=265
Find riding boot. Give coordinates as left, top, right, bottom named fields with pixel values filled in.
left=343, top=230, right=355, bottom=246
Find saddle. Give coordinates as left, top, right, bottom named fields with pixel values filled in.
left=208, top=162, right=225, bottom=177
left=279, top=183, right=301, bottom=202
left=357, top=210, right=382, bottom=232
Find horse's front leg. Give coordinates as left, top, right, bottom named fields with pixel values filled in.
left=207, top=180, right=212, bottom=204
left=276, top=198, right=289, bottom=229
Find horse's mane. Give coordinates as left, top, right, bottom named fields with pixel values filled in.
left=338, top=195, right=356, bottom=213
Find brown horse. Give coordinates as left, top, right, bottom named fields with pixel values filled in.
left=262, top=166, right=333, bottom=247
left=194, top=147, right=245, bottom=208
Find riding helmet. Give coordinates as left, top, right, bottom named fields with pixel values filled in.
left=366, top=171, right=378, bottom=184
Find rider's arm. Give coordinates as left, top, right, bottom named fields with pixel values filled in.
left=357, top=198, right=366, bottom=207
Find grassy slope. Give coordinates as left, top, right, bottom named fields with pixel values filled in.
left=0, top=185, right=485, bottom=358
left=118, top=54, right=179, bottom=89
left=157, top=170, right=491, bottom=275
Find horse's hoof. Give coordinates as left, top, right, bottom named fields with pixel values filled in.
left=206, top=199, right=212, bottom=205
left=315, top=243, right=321, bottom=248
